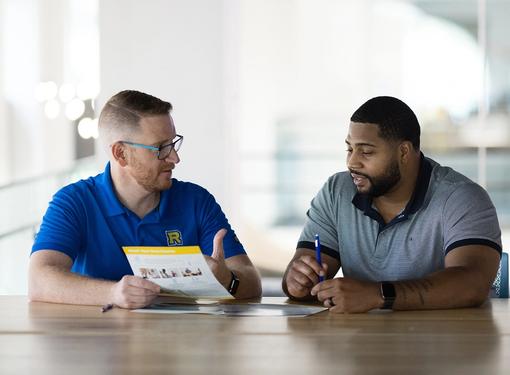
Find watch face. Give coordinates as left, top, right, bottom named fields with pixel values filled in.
left=381, top=282, right=396, bottom=309
left=228, top=272, right=240, bottom=295
left=382, top=282, right=396, bottom=299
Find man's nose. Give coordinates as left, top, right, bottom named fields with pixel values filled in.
left=165, top=148, right=180, bottom=164
left=346, top=151, right=360, bottom=170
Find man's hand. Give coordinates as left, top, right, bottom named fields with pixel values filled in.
left=311, top=277, right=382, bottom=313
left=110, top=275, right=161, bottom=309
left=285, top=254, right=328, bottom=299
left=204, top=229, right=232, bottom=288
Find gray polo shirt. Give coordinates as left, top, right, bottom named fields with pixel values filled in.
left=298, top=155, right=502, bottom=282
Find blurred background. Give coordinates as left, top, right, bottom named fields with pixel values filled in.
left=1, top=0, right=509, bottom=295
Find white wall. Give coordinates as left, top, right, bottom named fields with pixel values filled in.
left=0, top=0, right=75, bottom=183
left=1, top=0, right=41, bottom=181
left=0, top=0, right=81, bottom=294
left=0, top=1, right=7, bottom=184
left=99, top=0, right=236, bottom=213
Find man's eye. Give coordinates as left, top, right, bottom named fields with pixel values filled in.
left=362, top=151, right=373, bottom=155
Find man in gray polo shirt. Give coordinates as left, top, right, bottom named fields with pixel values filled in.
left=282, top=96, right=502, bottom=313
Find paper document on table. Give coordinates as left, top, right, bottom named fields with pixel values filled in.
left=132, top=303, right=327, bottom=317
left=123, top=246, right=233, bottom=299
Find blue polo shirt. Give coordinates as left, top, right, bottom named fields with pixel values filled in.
left=32, top=163, right=246, bottom=281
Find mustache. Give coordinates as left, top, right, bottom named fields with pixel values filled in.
left=160, top=164, right=175, bottom=172
left=349, top=169, right=371, bottom=179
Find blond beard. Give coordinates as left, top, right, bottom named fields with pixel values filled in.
left=129, top=155, right=173, bottom=192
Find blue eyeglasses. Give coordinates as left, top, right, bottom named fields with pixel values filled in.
left=120, top=134, right=183, bottom=160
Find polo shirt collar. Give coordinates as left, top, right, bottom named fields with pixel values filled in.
left=142, top=181, right=175, bottom=223
left=97, top=163, right=177, bottom=221
left=405, top=152, right=432, bottom=215
left=352, top=152, right=432, bottom=223
left=96, top=162, right=126, bottom=217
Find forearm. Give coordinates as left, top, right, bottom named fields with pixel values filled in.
left=230, top=264, right=262, bottom=299
left=392, top=266, right=491, bottom=311
left=28, top=264, right=115, bottom=306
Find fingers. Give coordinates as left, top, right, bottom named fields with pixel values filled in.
left=311, top=281, right=342, bottom=311
left=212, top=229, right=227, bottom=261
left=286, top=255, right=326, bottom=298
left=310, top=279, right=334, bottom=299
left=292, top=255, right=324, bottom=284
left=126, top=275, right=161, bottom=293
left=324, top=298, right=335, bottom=308
left=208, top=229, right=232, bottom=287
left=311, top=278, right=380, bottom=313
left=113, top=276, right=161, bottom=309
left=286, top=275, right=313, bottom=298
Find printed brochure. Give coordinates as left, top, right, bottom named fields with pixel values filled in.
left=123, top=246, right=234, bottom=299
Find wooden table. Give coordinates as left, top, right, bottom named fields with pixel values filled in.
left=1, top=296, right=509, bottom=374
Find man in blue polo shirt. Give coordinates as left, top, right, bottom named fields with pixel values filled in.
left=283, top=96, right=502, bottom=313
left=29, top=90, right=261, bottom=308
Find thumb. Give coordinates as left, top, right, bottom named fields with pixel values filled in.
left=212, top=228, right=227, bottom=261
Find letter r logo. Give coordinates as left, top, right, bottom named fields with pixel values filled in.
left=165, top=230, right=183, bottom=246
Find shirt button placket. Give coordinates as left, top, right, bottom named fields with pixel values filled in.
left=137, top=222, right=144, bottom=245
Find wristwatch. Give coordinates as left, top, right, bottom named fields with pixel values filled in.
left=228, top=271, right=240, bottom=295
left=380, top=281, right=396, bottom=310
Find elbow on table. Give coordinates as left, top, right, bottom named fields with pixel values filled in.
left=27, top=285, right=41, bottom=303
left=27, top=271, right=45, bottom=302
left=464, top=284, right=492, bottom=308
left=27, top=263, right=56, bottom=303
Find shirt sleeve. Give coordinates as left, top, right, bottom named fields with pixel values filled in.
left=443, top=182, right=502, bottom=255
left=31, top=185, right=84, bottom=261
left=297, top=176, right=340, bottom=260
left=196, top=188, right=246, bottom=258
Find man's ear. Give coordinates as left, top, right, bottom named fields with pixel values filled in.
left=111, top=142, right=128, bottom=167
left=399, top=141, right=413, bottom=164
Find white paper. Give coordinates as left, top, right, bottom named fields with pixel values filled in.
left=123, top=246, right=234, bottom=299
left=132, top=303, right=328, bottom=317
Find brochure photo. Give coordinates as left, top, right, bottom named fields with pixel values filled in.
left=123, top=245, right=233, bottom=299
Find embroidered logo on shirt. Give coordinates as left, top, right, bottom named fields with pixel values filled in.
left=165, top=230, right=183, bottom=246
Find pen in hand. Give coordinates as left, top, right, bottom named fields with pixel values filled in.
left=101, top=303, right=114, bottom=313
left=315, top=234, right=324, bottom=283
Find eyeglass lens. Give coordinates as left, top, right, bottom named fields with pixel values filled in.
left=158, top=136, right=183, bottom=160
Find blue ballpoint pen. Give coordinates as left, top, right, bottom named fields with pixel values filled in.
left=315, top=234, right=324, bottom=282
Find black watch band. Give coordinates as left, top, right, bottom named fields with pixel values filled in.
left=228, top=271, right=240, bottom=295
left=380, top=281, right=396, bottom=310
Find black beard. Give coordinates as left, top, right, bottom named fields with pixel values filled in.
left=351, top=160, right=401, bottom=197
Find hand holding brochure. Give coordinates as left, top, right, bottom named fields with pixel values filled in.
left=123, top=246, right=234, bottom=299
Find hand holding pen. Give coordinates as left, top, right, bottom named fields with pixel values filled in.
left=283, top=234, right=328, bottom=299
